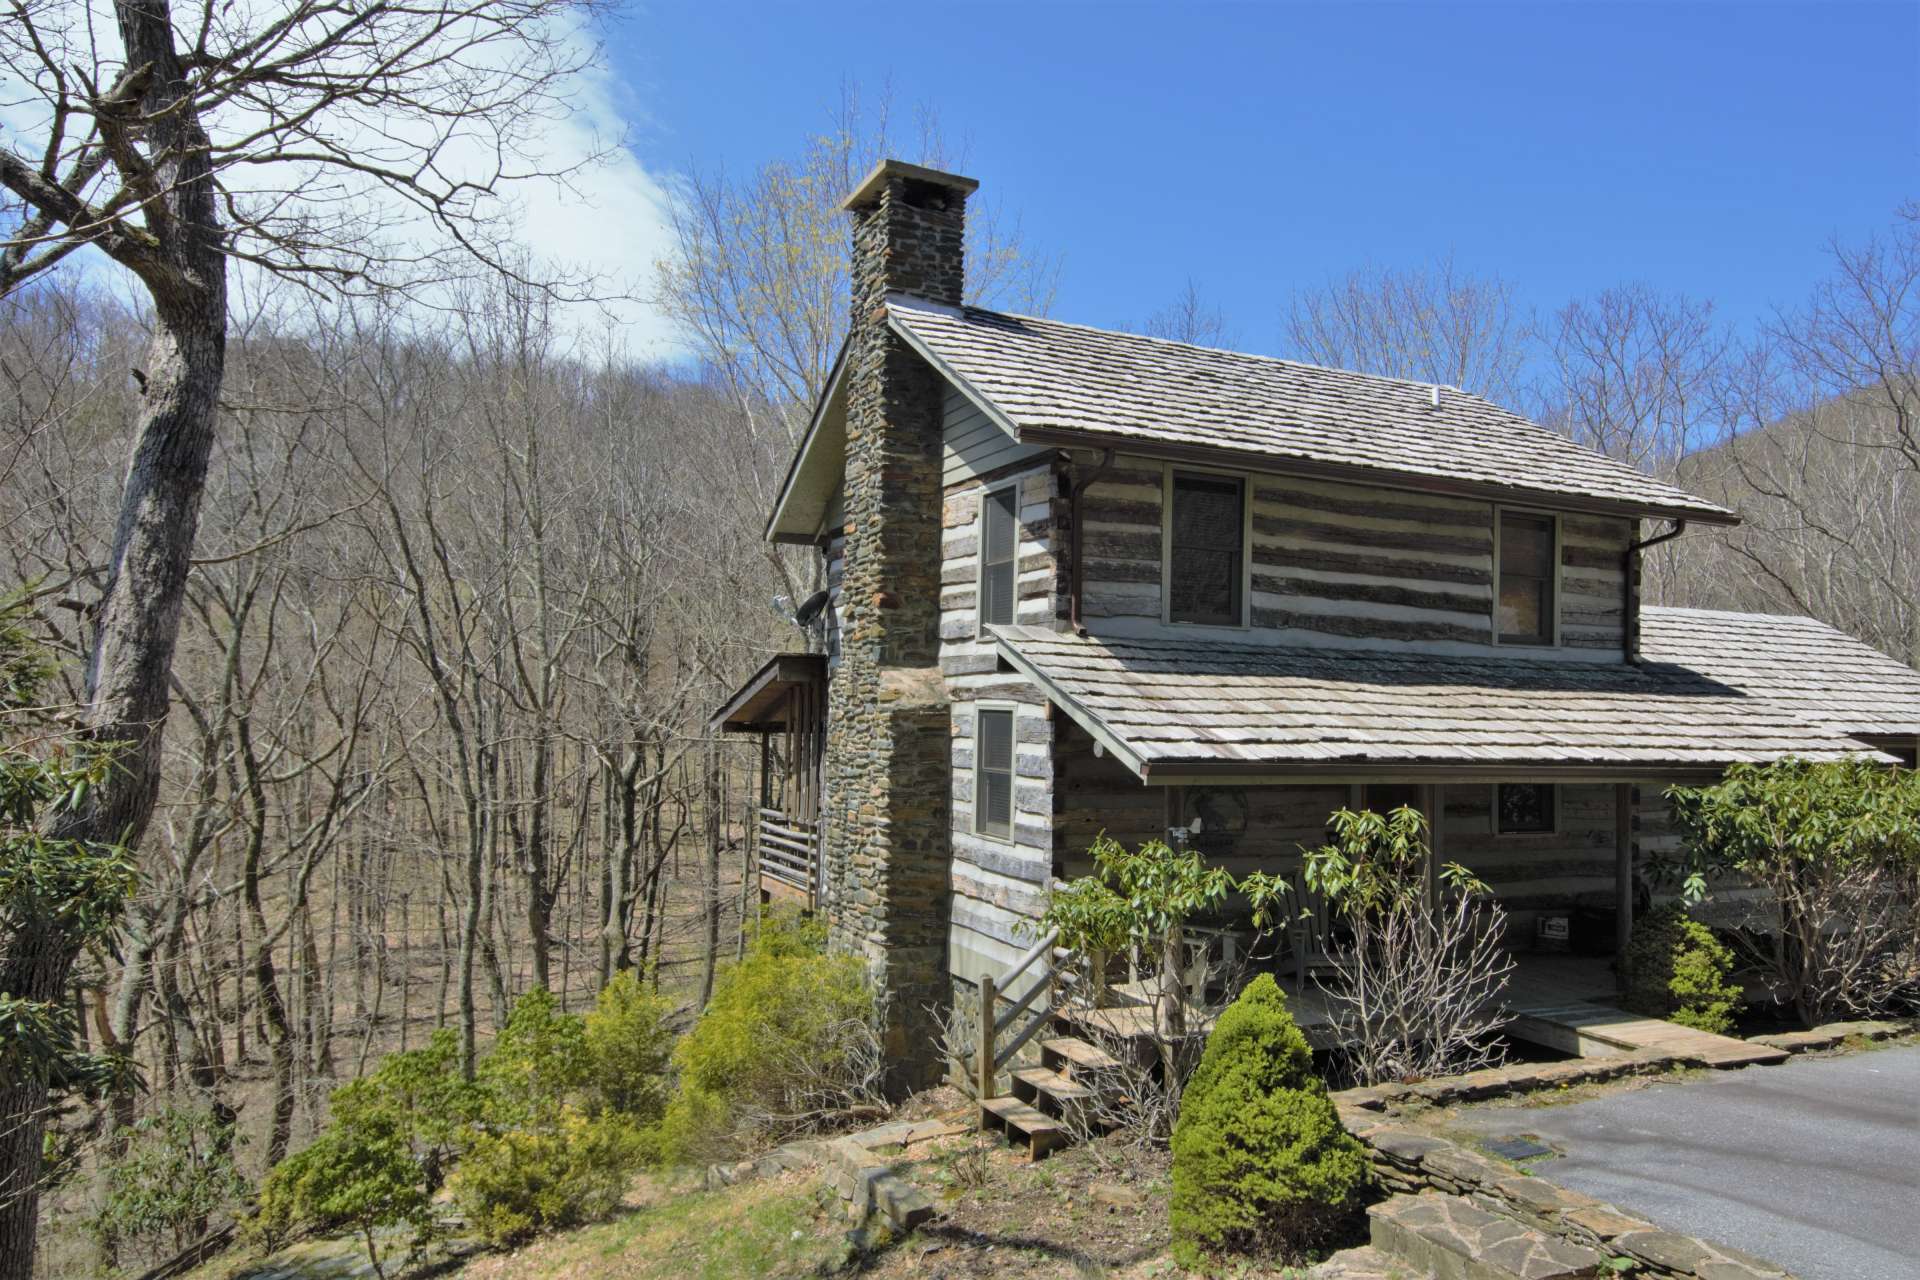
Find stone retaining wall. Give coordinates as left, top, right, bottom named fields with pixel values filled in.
left=1348, top=1125, right=1790, bottom=1279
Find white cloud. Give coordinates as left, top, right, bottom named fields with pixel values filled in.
left=1, top=4, right=684, bottom=356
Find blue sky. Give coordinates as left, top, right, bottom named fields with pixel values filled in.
left=614, top=1, right=1917, bottom=353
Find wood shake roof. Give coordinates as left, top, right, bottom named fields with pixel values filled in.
left=887, top=297, right=1737, bottom=525
left=990, top=623, right=1898, bottom=782
left=1640, top=606, right=1920, bottom=739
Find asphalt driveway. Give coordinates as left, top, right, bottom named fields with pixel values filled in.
left=1455, top=1044, right=1920, bottom=1280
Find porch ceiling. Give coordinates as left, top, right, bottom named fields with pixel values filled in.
left=707, top=653, right=827, bottom=734
left=989, top=625, right=1896, bottom=785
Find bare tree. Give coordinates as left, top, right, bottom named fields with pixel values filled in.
left=1536, top=284, right=1727, bottom=473
left=1315, top=892, right=1514, bottom=1087
left=0, top=4, right=609, bottom=1269
left=655, top=82, right=1059, bottom=430
left=1144, top=279, right=1234, bottom=348
left=1282, top=254, right=1529, bottom=403
left=1650, top=209, right=1920, bottom=665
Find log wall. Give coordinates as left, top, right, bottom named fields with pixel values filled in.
left=1069, top=450, right=1637, bottom=658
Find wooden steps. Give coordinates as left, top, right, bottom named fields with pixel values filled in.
left=980, top=1095, right=1067, bottom=1159
left=1010, top=1065, right=1093, bottom=1105
left=978, top=1032, right=1133, bottom=1160
left=1041, top=1035, right=1123, bottom=1075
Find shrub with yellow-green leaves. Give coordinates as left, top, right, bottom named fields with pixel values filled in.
left=1624, top=904, right=1742, bottom=1034
left=450, top=1106, right=647, bottom=1246
left=659, top=912, right=880, bottom=1163
left=257, top=978, right=678, bottom=1263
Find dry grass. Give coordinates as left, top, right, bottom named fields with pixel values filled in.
left=459, top=1171, right=853, bottom=1280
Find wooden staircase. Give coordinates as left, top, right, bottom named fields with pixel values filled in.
left=980, top=1028, right=1130, bottom=1158
left=974, top=930, right=1149, bottom=1159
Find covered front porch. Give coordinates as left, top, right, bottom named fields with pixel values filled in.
left=977, top=623, right=1887, bottom=1075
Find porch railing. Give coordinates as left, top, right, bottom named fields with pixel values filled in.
left=755, top=806, right=819, bottom=907
left=976, top=926, right=1060, bottom=1103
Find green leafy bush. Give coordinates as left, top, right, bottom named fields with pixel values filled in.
left=659, top=913, right=878, bottom=1163
left=1624, top=905, right=1741, bottom=1034
left=255, top=1109, right=430, bottom=1280
left=91, top=1105, right=247, bottom=1268
left=332, top=1028, right=479, bottom=1186
left=1170, top=974, right=1369, bottom=1267
left=582, top=968, right=677, bottom=1121
left=450, top=1108, right=645, bottom=1246
left=479, top=986, right=590, bottom=1125
left=1668, top=760, right=1920, bottom=1022
left=254, top=1032, right=479, bottom=1273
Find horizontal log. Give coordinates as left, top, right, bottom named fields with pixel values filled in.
left=1082, top=497, right=1162, bottom=527
left=1561, top=515, right=1632, bottom=543
left=1250, top=606, right=1492, bottom=645
left=1254, top=514, right=1491, bottom=557
left=1252, top=543, right=1493, bottom=586
left=1252, top=482, right=1490, bottom=529
left=1251, top=572, right=1487, bottom=615
left=1085, top=556, right=1161, bottom=584
left=1081, top=464, right=1165, bottom=490
left=1082, top=530, right=1162, bottom=559
left=1561, top=544, right=1622, bottom=571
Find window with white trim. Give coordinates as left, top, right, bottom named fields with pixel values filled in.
left=1497, top=511, right=1556, bottom=645
left=978, top=486, right=1017, bottom=630
left=1168, top=471, right=1245, bottom=625
left=975, top=708, right=1015, bottom=839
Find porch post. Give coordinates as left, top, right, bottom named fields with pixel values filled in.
left=1420, top=784, right=1441, bottom=910
left=1614, top=782, right=1634, bottom=959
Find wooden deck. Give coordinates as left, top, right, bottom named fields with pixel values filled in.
left=1061, top=955, right=1788, bottom=1069
left=1502, top=955, right=1790, bottom=1068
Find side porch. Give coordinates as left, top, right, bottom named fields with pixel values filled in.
left=708, top=652, right=829, bottom=908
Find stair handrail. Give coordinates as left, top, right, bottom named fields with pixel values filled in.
left=977, top=925, right=1060, bottom=1102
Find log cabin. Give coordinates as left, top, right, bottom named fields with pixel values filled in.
left=708, top=160, right=1920, bottom=1089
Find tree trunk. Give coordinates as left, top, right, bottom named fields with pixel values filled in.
left=0, top=13, right=227, bottom=1256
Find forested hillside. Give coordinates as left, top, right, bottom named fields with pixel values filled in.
left=2, top=26, right=1914, bottom=1273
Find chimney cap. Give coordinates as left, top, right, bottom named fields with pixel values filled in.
left=839, top=159, right=979, bottom=212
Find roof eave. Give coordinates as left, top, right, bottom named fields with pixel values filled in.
left=764, top=346, right=851, bottom=544
left=885, top=303, right=1028, bottom=443
left=1018, top=425, right=1742, bottom=528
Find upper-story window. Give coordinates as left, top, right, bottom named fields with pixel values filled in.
left=978, top=485, right=1018, bottom=630
left=1497, top=510, right=1557, bottom=645
left=1168, top=471, right=1246, bottom=626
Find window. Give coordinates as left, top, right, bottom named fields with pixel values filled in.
left=978, top=486, right=1017, bottom=630
left=975, top=708, right=1014, bottom=839
left=1168, top=472, right=1245, bottom=625
left=1496, top=783, right=1555, bottom=834
left=1497, top=511, right=1556, bottom=645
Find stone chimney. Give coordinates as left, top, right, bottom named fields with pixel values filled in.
left=822, top=160, right=974, bottom=1088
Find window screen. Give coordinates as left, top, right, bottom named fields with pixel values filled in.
left=979, top=487, right=1017, bottom=629
left=1169, top=473, right=1245, bottom=625
left=1498, top=512, right=1555, bottom=645
left=975, top=708, right=1014, bottom=839
left=1497, top=783, right=1555, bottom=834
